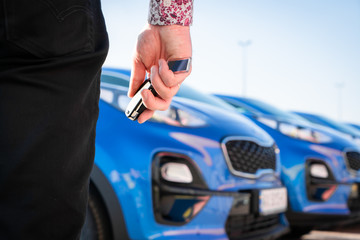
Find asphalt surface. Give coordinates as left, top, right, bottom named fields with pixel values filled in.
left=280, top=223, right=360, bottom=240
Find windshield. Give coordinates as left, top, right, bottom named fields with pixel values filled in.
left=299, top=113, right=360, bottom=136
left=176, top=85, right=235, bottom=111
left=238, top=98, right=306, bottom=122
left=349, top=124, right=360, bottom=131
left=101, top=74, right=129, bottom=87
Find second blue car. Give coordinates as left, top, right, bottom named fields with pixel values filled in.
left=211, top=95, right=360, bottom=232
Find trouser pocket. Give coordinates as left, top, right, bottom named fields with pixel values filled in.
left=3, top=0, right=94, bottom=58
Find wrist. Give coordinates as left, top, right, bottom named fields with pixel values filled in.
left=149, top=24, right=190, bottom=33
left=150, top=24, right=192, bottom=61
left=148, top=0, right=193, bottom=26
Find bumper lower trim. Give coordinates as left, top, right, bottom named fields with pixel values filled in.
left=286, top=209, right=360, bottom=228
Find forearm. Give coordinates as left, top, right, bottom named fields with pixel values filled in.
left=148, top=0, right=193, bottom=26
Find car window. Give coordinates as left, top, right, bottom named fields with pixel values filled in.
left=227, top=102, right=253, bottom=115
left=299, top=114, right=327, bottom=126
left=240, top=98, right=306, bottom=122
left=101, top=75, right=129, bottom=87
left=176, top=85, right=235, bottom=111
left=305, top=114, right=360, bottom=136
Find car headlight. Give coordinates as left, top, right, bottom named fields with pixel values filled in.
left=152, top=106, right=207, bottom=127
left=257, top=117, right=332, bottom=143
left=112, top=93, right=207, bottom=127
left=309, top=163, right=329, bottom=178
left=278, top=123, right=332, bottom=143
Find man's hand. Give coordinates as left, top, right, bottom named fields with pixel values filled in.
left=128, top=24, right=192, bottom=123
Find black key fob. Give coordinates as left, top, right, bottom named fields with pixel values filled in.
left=125, top=79, right=157, bottom=121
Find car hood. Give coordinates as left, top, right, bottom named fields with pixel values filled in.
left=172, top=97, right=274, bottom=146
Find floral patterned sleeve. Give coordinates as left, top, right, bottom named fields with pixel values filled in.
left=148, top=0, right=193, bottom=26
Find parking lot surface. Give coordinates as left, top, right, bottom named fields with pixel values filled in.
left=303, top=231, right=360, bottom=240
left=281, top=223, right=360, bottom=240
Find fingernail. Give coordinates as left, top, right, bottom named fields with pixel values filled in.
left=150, top=66, right=156, bottom=78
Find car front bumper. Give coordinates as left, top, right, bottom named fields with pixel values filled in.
left=152, top=152, right=289, bottom=240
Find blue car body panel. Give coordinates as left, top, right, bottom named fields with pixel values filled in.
left=92, top=68, right=289, bottom=239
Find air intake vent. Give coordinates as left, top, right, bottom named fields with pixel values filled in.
left=226, top=214, right=280, bottom=239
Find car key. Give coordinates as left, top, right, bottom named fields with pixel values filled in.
left=125, top=58, right=191, bottom=121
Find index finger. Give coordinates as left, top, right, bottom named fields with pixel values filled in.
left=128, top=58, right=146, bottom=98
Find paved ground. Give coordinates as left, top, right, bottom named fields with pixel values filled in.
left=281, top=222, right=360, bottom=240
left=302, top=231, right=360, bottom=240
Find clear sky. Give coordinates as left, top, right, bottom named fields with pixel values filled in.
left=102, top=0, right=360, bottom=124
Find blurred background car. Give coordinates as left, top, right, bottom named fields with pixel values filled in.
left=198, top=95, right=360, bottom=234
left=347, top=123, right=360, bottom=132
left=292, top=111, right=360, bottom=146
left=80, top=68, right=289, bottom=240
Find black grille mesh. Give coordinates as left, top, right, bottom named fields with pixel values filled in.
left=346, top=151, right=360, bottom=171
left=224, top=140, right=276, bottom=174
left=226, top=214, right=280, bottom=239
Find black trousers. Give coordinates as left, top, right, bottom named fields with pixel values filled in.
left=0, top=0, right=109, bottom=239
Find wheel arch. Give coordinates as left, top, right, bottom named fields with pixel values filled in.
left=90, top=164, right=130, bottom=240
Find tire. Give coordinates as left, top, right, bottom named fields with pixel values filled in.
left=278, top=226, right=312, bottom=240
left=80, top=187, right=112, bottom=240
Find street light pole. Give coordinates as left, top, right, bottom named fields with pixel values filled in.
left=238, top=40, right=252, bottom=96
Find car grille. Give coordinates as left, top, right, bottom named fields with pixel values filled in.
left=225, top=214, right=280, bottom=239
left=223, top=139, right=277, bottom=177
left=346, top=151, right=360, bottom=172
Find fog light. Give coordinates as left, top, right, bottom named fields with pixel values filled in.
left=351, top=184, right=359, bottom=198
left=161, top=162, right=193, bottom=183
left=310, top=163, right=329, bottom=178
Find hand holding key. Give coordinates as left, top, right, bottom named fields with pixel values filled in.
left=128, top=24, right=192, bottom=123
left=126, top=58, right=191, bottom=121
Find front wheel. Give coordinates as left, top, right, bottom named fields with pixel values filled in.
left=80, top=187, right=112, bottom=240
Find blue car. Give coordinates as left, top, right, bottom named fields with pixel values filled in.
left=210, top=95, right=360, bottom=231
left=347, top=123, right=360, bottom=132
left=292, top=111, right=360, bottom=146
left=80, top=68, right=289, bottom=240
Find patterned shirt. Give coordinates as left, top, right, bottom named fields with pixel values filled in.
left=148, top=0, right=193, bottom=26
